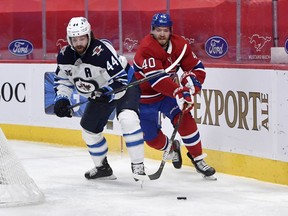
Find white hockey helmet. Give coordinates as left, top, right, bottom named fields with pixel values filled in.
left=66, top=17, right=91, bottom=48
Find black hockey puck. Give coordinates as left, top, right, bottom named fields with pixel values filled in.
left=177, top=197, right=187, bottom=200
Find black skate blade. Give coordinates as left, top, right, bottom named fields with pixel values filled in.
left=89, top=174, right=117, bottom=180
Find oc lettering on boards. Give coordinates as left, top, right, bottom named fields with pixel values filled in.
left=0, top=82, right=26, bottom=103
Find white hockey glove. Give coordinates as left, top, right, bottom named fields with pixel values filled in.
left=173, top=86, right=193, bottom=113
left=180, top=71, right=202, bottom=95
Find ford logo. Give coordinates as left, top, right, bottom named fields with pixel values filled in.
left=285, top=38, right=288, bottom=54
left=8, top=39, right=33, bottom=56
left=205, top=36, right=228, bottom=58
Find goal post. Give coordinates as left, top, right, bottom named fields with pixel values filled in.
left=0, top=128, right=45, bottom=207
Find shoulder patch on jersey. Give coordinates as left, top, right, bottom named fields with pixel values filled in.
left=92, top=45, right=104, bottom=56
left=64, top=69, right=72, bottom=76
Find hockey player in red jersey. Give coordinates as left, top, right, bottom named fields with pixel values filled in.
left=133, top=13, right=216, bottom=178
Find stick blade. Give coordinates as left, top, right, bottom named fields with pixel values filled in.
left=132, top=160, right=166, bottom=181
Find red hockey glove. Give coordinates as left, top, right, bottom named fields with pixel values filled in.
left=180, top=71, right=202, bottom=95
left=173, top=86, right=193, bottom=113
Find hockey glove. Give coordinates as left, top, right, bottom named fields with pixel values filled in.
left=54, top=96, right=72, bottom=118
left=180, top=71, right=202, bottom=95
left=89, top=86, right=115, bottom=103
left=173, top=86, right=193, bottom=113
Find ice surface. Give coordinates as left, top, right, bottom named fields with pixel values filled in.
left=1, top=140, right=288, bottom=216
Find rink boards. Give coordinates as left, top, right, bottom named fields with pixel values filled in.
left=0, top=63, right=287, bottom=185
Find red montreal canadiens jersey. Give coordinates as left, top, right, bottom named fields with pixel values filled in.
left=133, top=34, right=206, bottom=104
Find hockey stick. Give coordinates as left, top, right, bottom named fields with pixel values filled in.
left=133, top=111, right=184, bottom=181
left=68, top=44, right=187, bottom=110
left=67, top=71, right=165, bottom=109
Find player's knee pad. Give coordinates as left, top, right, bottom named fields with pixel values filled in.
left=82, top=129, right=103, bottom=145
left=118, top=109, right=141, bottom=134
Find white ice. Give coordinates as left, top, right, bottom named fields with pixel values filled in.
left=1, top=140, right=288, bottom=216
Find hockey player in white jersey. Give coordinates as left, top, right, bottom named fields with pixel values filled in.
left=53, top=17, right=145, bottom=180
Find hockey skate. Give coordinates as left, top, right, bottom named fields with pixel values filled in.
left=131, top=162, right=146, bottom=181
left=172, top=140, right=182, bottom=169
left=85, top=157, right=117, bottom=180
left=187, top=152, right=217, bottom=180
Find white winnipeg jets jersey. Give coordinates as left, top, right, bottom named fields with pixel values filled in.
left=54, top=39, right=128, bottom=100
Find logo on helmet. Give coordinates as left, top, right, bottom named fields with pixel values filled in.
left=151, top=13, right=172, bottom=27
left=8, top=39, right=33, bottom=56
left=205, top=36, right=228, bottom=58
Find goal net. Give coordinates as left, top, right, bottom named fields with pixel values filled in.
left=0, top=128, right=45, bottom=207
